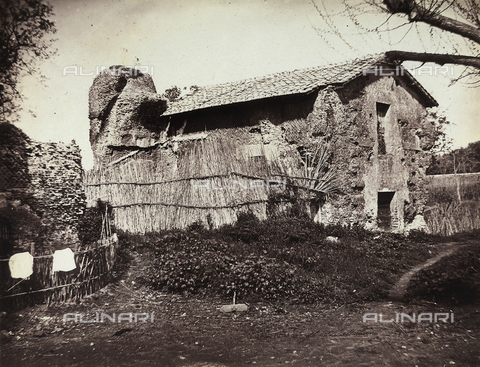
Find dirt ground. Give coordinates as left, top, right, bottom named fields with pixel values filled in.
left=1, top=248, right=479, bottom=367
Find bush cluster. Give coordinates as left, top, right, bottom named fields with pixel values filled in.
left=0, top=205, right=46, bottom=257
left=145, top=229, right=299, bottom=301
left=132, top=214, right=448, bottom=305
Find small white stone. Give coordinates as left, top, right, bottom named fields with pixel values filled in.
left=325, top=236, right=339, bottom=243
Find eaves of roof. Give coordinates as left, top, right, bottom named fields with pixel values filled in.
left=162, top=53, right=437, bottom=116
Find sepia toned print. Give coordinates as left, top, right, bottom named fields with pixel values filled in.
left=1, top=1, right=479, bottom=366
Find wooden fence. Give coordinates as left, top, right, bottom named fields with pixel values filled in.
left=0, top=234, right=118, bottom=311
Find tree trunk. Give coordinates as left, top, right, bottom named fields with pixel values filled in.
left=383, top=0, right=480, bottom=45
left=453, top=153, right=462, bottom=202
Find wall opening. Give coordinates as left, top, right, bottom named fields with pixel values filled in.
left=377, top=191, right=395, bottom=230
left=376, top=102, right=390, bottom=155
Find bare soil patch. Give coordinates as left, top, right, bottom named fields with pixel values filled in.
left=1, top=247, right=479, bottom=367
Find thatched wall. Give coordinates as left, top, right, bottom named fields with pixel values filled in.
left=85, top=134, right=315, bottom=233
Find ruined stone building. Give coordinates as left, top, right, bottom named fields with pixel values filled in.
left=86, top=54, right=437, bottom=233
left=0, top=123, right=85, bottom=256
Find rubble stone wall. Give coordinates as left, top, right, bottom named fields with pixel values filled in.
left=0, top=124, right=85, bottom=255
left=300, top=75, right=435, bottom=231
left=26, top=141, right=85, bottom=246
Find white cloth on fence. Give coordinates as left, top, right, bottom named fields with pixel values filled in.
left=9, top=252, right=34, bottom=279
left=52, top=248, right=76, bottom=272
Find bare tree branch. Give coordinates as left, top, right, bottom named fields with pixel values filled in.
left=385, top=50, right=480, bottom=69
left=383, top=0, right=480, bottom=44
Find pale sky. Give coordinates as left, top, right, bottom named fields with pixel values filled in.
left=15, top=0, right=480, bottom=170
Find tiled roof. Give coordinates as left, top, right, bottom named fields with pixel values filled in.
left=163, top=54, right=436, bottom=116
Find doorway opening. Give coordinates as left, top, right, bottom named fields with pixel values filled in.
left=377, top=191, right=395, bottom=230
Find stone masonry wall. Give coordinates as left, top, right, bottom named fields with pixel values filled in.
left=280, top=75, right=435, bottom=232
left=26, top=141, right=85, bottom=248
left=0, top=124, right=85, bottom=255
left=294, top=75, right=435, bottom=232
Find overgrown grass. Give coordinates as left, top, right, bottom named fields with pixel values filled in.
left=120, top=214, right=462, bottom=306
left=425, top=181, right=480, bottom=236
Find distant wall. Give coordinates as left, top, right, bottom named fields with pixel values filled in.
left=426, top=172, right=480, bottom=189
left=424, top=173, right=480, bottom=235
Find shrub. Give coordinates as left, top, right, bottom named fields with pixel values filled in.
left=407, top=230, right=437, bottom=243
left=139, top=215, right=444, bottom=305
left=0, top=205, right=46, bottom=257
left=77, top=200, right=113, bottom=246
left=224, top=256, right=298, bottom=300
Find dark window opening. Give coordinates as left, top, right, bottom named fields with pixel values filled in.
left=378, top=191, right=395, bottom=230
left=376, top=103, right=389, bottom=155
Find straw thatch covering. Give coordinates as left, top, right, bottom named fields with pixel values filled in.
left=84, top=132, right=334, bottom=233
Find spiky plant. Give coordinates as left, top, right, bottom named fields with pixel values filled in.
left=301, top=144, right=340, bottom=201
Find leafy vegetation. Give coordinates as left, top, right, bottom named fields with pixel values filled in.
left=0, top=205, right=46, bottom=258
left=162, top=85, right=182, bottom=102
left=77, top=200, right=113, bottom=246
left=0, top=0, right=57, bottom=122
left=427, top=141, right=480, bottom=175
left=123, top=214, right=461, bottom=306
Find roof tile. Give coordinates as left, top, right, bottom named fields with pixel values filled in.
left=162, top=54, right=436, bottom=116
